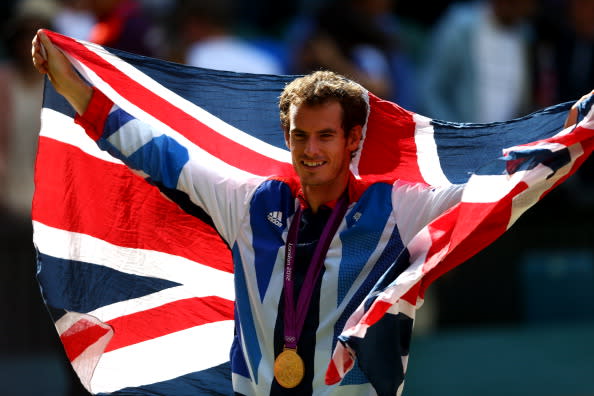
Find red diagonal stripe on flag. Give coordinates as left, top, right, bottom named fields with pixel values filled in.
left=43, top=29, right=293, bottom=177
left=104, top=296, right=234, bottom=352
left=34, top=136, right=233, bottom=273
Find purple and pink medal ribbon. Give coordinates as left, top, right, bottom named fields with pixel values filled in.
left=282, top=193, right=349, bottom=350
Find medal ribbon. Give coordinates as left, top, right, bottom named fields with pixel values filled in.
left=282, top=193, right=349, bottom=350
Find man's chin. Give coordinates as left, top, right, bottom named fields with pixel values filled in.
left=298, top=176, right=327, bottom=188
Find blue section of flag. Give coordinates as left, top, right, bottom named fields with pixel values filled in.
left=43, top=78, right=76, bottom=117
left=432, top=102, right=573, bottom=184
left=468, top=146, right=572, bottom=180
left=504, top=147, right=571, bottom=177
left=36, top=253, right=181, bottom=312
left=346, top=312, right=414, bottom=396
left=109, top=48, right=294, bottom=149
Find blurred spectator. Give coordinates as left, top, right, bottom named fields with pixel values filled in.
left=174, top=0, right=283, bottom=74
left=420, top=0, right=536, bottom=123
left=52, top=0, right=96, bottom=40
left=0, top=4, right=89, bottom=395
left=559, top=0, right=594, bottom=103
left=0, top=1, right=19, bottom=58
left=287, top=0, right=418, bottom=105
left=0, top=0, right=57, bottom=220
left=535, top=0, right=594, bottom=105
left=236, top=0, right=299, bottom=38
left=86, top=0, right=161, bottom=57
left=393, top=0, right=452, bottom=28
left=533, top=0, right=594, bottom=206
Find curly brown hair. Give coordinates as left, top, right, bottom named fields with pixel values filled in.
left=279, top=71, right=368, bottom=137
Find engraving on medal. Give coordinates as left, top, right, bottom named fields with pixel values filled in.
left=273, top=348, right=305, bottom=389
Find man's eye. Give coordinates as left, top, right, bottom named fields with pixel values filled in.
left=320, top=133, right=334, bottom=139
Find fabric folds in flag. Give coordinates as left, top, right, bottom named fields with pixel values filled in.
left=32, top=30, right=594, bottom=395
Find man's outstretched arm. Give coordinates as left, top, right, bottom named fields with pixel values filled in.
left=31, top=30, right=263, bottom=244
left=32, top=29, right=92, bottom=115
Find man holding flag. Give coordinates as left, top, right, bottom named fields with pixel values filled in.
left=31, top=29, right=593, bottom=396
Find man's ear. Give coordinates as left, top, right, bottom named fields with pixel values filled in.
left=284, top=130, right=291, bottom=149
left=347, top=125, right=362, bottom=151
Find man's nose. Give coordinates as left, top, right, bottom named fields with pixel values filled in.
left=304, top=136, right=321, bottom=156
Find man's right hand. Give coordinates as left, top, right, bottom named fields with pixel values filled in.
left=563, top=89, right=594, bottom=129
left=32, top=29, right=93, bottom=115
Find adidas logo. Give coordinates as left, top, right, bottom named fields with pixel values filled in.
left=267, top=211, right=283, bottom=227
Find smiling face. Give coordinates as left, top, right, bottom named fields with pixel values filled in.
left=285, top=100, right=361, bottom=207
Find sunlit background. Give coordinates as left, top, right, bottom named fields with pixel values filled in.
left=1, top=0, right=593, bottom=395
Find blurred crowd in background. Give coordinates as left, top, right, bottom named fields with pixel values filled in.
left=1, top=0, right=593, bottom=395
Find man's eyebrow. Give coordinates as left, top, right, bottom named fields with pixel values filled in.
left=317, top=128, right=338, bottom=134
left=289, top=128, right=338, bottom=134
left=289, top=128, right=306, bottom=134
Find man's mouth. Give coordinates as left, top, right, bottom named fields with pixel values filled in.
left=302, top=160, right=326, bottom=168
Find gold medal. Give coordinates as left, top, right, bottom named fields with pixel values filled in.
left=273, top=347, right=305, bottom=388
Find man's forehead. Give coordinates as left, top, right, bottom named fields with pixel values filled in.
left=289, top=101, right=343, bottom=119
left=288, top=102, right=344, bottom=133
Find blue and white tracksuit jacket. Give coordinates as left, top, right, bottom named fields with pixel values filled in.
left=77, top=88, right=463, bottom=396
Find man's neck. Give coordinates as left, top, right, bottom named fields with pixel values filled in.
left=302, top=176, right=350, bottom=214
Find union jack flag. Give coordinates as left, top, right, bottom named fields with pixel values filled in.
left=33, top=30, right=594, bottom=395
